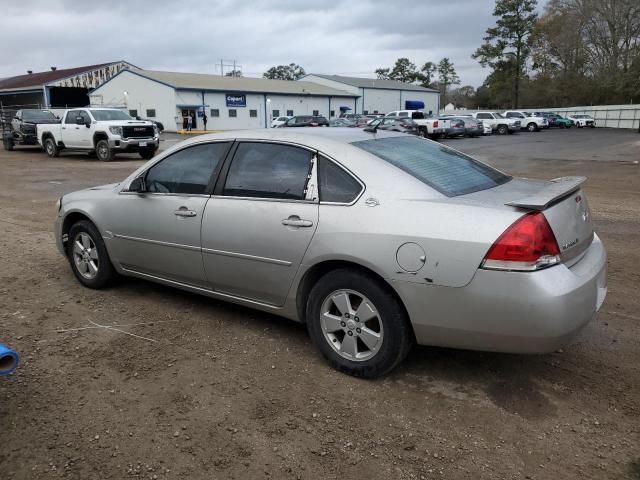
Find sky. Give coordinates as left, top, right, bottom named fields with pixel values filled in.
left=0, top=0, right=548, bottom=87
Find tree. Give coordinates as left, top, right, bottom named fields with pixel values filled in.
left=375, top=68, right=391, bottom=79
left=420, top=62, right=437, bottom=88
left=225, top=69, right=242, bottom=77
left=473, top=0, right=538, bottom=108
left=374, top=58, right=420, bottom=83
left=263, top=63, right=306, bottom=81
left=437, top=58, right=461, bottom=107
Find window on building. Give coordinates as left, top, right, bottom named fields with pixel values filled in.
left=223, top=142, right=313, bottom=200
left=129, top=109, right=138, bottom=117
left=229, top=109, right=237, bottom=118
left=330, top=110, right=335, bottom=117
left=250, top=109, right=257, bottom=118
left=146, top=109, right=156, bottom=118
left=286, top=109, right=294, bottom=116
left=363, top=110, right=369, bottom=115
left=145, top=142, right=230, bottom=195
left=318, top=156, right=362, bottom=203
left=312, top=110, right=319, bottom=116
left=271, top=109, right=279, bottom=118
left=211, top=109, right=220, bottom=117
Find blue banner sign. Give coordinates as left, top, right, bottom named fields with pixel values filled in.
left=226, top=94, right=246, bottom=107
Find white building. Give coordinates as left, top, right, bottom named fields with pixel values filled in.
left=300, top=74, right=440, bottom=116
left=89, top=69, right=358, bottom=132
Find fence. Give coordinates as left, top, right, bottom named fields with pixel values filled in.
left=539, top=104, right=640, bottom=130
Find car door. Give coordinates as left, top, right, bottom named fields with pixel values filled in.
left=201, top=141, right=319, bottom=306
left=61, top=110, right=84, bottom=148
left=107, top=141, right=231, bottom=288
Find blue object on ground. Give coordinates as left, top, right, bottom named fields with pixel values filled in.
left=0, top=343, right=19, bottom=376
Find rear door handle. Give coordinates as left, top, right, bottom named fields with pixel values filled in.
left=282, top=215, right=313, bottom=227
left=174, top=207, right=197, bottom=218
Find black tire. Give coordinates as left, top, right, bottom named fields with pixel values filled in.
left=497, top=124, right=508, bottom=135
left=67, top=220, right=116, bottom=289
left=44, top=137, right=59, bottom=157
left=306, top=268, right=413, bottom=378
left=95, top=139, right=114, bottom=161
left=527, top=122, right=538, bottom=132
left=139, top=149, right=155, bottom=160
left=3, top=138, right=14, bottom=151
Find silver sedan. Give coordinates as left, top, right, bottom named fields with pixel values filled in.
left=55, top=129, right=607, bottom=378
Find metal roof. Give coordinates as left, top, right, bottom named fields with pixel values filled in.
left=0, top=62, right=124, bottom=91
left=133, top=70, right=358, bottom=97
left=304, top=74, right=439, bottom=93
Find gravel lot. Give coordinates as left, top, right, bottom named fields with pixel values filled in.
left=1, top=128, right=639, bottom=479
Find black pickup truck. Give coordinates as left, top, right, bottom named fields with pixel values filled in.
left=2, top=109, right=60, bottom=151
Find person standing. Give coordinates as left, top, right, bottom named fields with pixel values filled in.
left=186, top=114, right=192, bottom=132
left=203, top=114, right=208, bottom=131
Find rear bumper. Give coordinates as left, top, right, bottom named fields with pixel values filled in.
left=395, top=233, right=607, bottom=354
left=108, top=136, right=159, bottom=151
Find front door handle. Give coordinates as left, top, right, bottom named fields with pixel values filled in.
left=174, top=207, right=197, bottom=218
left=282, top=215, right=313, bottom=227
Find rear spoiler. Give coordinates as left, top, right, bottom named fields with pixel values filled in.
left=505, top=176, right=586, bottom=211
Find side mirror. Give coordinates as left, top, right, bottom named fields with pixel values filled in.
left=128, top=176, right=146, bottom=193
left=85, top=120, right=91, bottom=128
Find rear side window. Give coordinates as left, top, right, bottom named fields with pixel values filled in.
left=318, top=156, right=362, bottom=203
left=351, top=136, right=510, bottom=197
left=411, top=111, right=425, bottom=119
left=145, top=142, right=229, bottom=195
left=223, top=143, right=313, bottom=200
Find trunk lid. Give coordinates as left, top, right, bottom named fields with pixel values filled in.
left=462, top=176, right=594, bottom=263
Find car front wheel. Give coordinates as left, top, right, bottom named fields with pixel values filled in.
left=527, top=122, right=538, bottom=132
left=497, top=124, right=508, bottom=135
left=96, top=139, right=114, bottom=161
left=306, top=269, right=413, bottom=378
left=67, top=220, right=116, bottom=289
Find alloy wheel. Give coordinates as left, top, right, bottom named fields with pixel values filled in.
left=72, top=232, right=99, bottom=280
left=320, top=289, right=384, bottom=362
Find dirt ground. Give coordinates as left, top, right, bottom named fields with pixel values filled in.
left=0, top=128, right=639, bottom=480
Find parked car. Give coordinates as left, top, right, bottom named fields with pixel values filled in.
left=135, top=116, right=164, bottom=132
left=37, top=108, right=159, bottom=161
left=385, top=110, right=445, bottom=139
left=471, top=112, right=521, bottom=134
left=568, top=114, right=596, bottom=128
left=543, top=113, right=574, bottom=128
left=2, top=109, right=60, bottom=151
left=450, top=114, right=492, bottom=135
left=367, top=117, right=419, bottom=135
left=280, top=116, right=328, bottom=127
left=503, top=111, right=548, bottom=132
left=55, top=129, right=607, bottom=377
left=271, top=116, right=292, bottom=128
left=329, top=118, right=357, bottom=127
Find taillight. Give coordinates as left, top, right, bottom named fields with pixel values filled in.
left=481, top=212, right=561, bottom=271
left=433, top=121, right=438, bottom=128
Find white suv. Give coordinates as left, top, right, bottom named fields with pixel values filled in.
left=471, top=112, right=520, bottom=135
left=503, top=111, right=548, bottom=132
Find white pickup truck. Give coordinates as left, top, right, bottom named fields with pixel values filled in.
left=385, top=110, right=445, bottom=139
left=503, top=110, right=548, bottom=132
left=471, top=111, right=521, bottom=135
left=37, top=108, right=159, bottom=161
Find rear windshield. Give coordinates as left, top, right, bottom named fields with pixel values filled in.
left=351, top=136, right=511, bottom=197
left=90, top=109, right=132, bottom=121
left=22, top=110, right=57, bottom=122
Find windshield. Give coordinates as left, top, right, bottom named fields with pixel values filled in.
left=493, top=112, right=505, bottom=118
left=90, top=109, right=133, bottom=121
left=22, top=110, right=57, bottom=122
left=351, top=136, right=510, bottom=197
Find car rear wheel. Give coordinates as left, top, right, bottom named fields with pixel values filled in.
left=67, top=220, right=115, bottom=289
left=527, top=122, right=538, bottom=132
left=497, top=124, right=508, bottom=135
left=306, top=269, right=413, bottom=378
left=3, top=138, right=14, bottom=151
left=96, top=139, right=114, bottom=161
